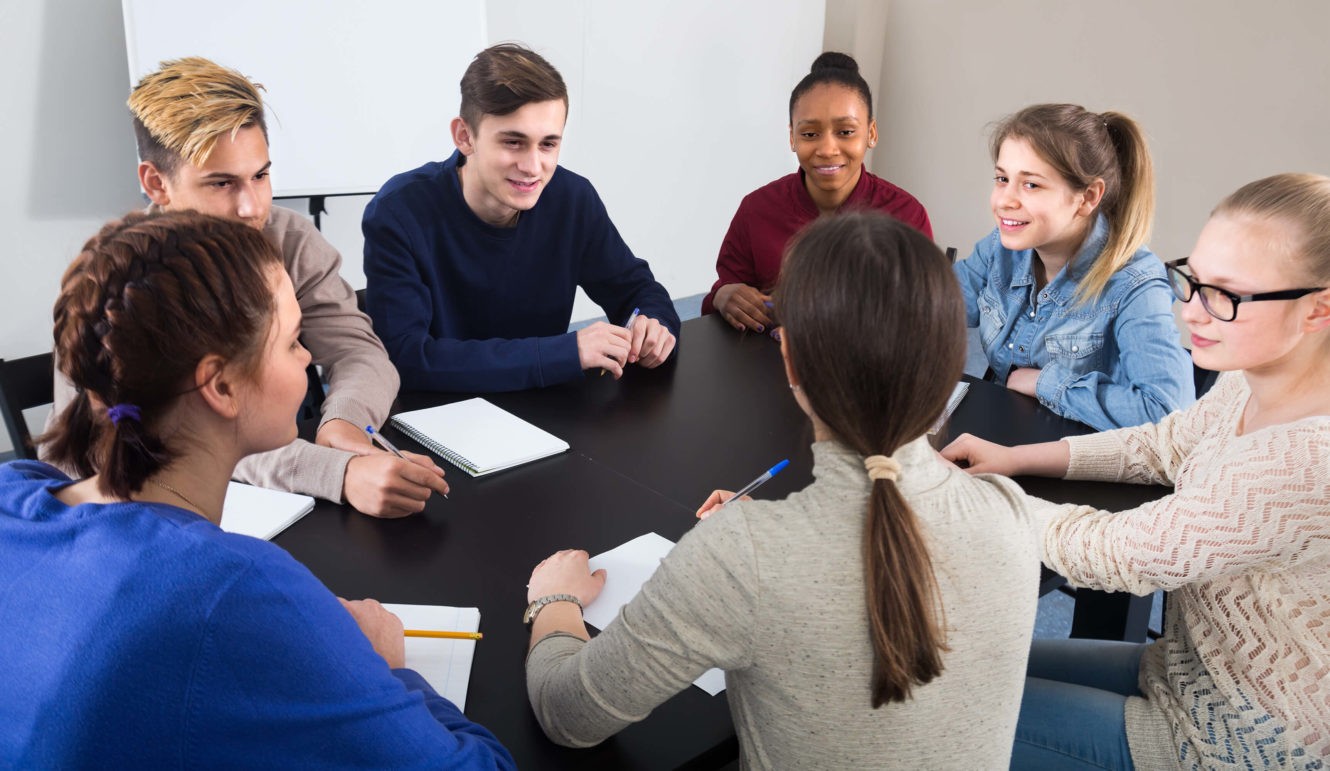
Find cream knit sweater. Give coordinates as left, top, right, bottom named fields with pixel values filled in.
left=1043, top=372, right=1330, bottom=768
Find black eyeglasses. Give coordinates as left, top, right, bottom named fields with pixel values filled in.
left=1165, top=258, right=1325, bottom=322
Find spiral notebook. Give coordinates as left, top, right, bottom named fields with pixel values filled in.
left=390, top=398, right=569, bottom=477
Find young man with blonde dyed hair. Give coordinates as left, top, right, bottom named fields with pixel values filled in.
left=363, top=43, right=680, bottom=392
left=48, top=57, right=449, bottom=518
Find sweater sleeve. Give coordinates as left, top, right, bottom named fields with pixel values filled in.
left=701, top=201, right=761, bottom=316
left=1061, top=371, right=1244, bottom=487
left=362, top=196, right=583, bottom=392
left=1034, top=269, right=1195, bottom=430
left=1039, top=419, right=1330, bottom=595
left=575, top=189, right=680, bottom=340
left=526, top=511, right=758, bottom=747
left=279, top=212, right=397, bottom=433
left=186, top=548, right=514, bottom=769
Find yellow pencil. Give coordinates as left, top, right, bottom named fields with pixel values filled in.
left=404, top=629, right=483, bottom=640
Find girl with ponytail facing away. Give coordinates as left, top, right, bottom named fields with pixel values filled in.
left=0, top=211, right=512, bottom=768
left=954, top=104, right=1193, bottom=430
left=526, top=213, right=1039, bottom=768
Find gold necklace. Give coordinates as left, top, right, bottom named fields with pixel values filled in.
left=148, top=478, right=207, bottom=516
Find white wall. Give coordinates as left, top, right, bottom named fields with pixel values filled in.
left=0, top=0, right=821, bottom=452
left=874, top=1, right=1330, bottom=262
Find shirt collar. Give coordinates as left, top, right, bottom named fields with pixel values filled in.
left=1007, top=212, right=1110, bottom=305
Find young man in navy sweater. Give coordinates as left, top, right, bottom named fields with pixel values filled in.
left=362, top=44, right=680, bottom=393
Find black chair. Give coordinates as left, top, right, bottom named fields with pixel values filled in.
left=355, top=287, right=367, bottom=314
left=1194, top=363, right=1219, bottom=399
left=0, top=353, right=55, bottom=461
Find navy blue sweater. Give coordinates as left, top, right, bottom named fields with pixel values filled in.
left=0, top=461, right=514, bottom=769
left=363, top=151, right=680, bottom=392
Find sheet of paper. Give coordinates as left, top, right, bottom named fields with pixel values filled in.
left=382, top=604, right=481, bottom=710
left=219, top=481, right=314, bottom=540
left=585, top=533, right=726, bottom=696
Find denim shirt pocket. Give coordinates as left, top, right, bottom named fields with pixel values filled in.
left=1044, top=332, right=1106, bottom=375
left=978, top=294, right=1007, bottom=349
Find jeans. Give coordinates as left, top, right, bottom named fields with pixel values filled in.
left=1010, top=638, right=1147, bottom=770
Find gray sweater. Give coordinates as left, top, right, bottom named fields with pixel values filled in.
left=527, top=438, right=1040, bottom=769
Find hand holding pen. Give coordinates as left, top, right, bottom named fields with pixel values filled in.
left=360, top=425, right=450, bottom=506
left=695, top=459, right=790, bottom=520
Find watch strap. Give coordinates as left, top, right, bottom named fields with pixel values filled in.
left=523, top=593, right=583, bottom=625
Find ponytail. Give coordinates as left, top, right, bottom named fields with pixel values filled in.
left=776, top=212, right=964, bottom=706
left=990, top=104, right=1157, bottom=303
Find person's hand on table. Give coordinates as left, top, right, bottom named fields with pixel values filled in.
left=695, top=489, right=751, bottom=520
left=1006, top=367, right=1041, bottom=397
left=627, top=314, right=677, bottom=368
left=527, top=549, right=606, bottom=606
left=577, top=321, right=631, bottom=378
left=714, top=283, right=774, bottom=332
left=940, top=433, right=1026, bottom=476
left=343, top=451, right=449, bottom=518
left=339, top=597, right=405, bottom=669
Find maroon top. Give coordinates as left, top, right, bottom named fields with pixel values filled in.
left=701, top=169, right=932, bottom=314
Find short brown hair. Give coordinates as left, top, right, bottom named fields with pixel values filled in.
left=459, top=43, right=567, bottom=129
left=128, top=57, right=268, bottom=177
left=42, top=211, right=281, bottom=499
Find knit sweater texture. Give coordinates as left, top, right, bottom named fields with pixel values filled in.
left=527, top=437, right=1039, bottom=769
left=1043, top=372, right=1330, bottom=768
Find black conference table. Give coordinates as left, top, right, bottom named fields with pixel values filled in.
left=274, top=313, right=1167, bottom=769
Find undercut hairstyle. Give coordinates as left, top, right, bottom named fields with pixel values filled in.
left=128, top=56, right=268, bottom=177
left=42, top=211, right=282, bottom=500
left=459, top=43, right=568, bottom=129
left=1213, top=172, right=1330, bottom=284
left=990, top=103, right=1156, bottom=303
left=788, top=51, right=874, bottom=122
left=774, top=212, right=965, bottom=707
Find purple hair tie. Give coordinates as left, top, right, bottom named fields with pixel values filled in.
left=107, top=403, right=142, bottom=426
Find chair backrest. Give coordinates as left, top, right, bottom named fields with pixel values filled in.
left=0, top=353, right=55, bottom=460
left=355, top=287, right=367, bottom=314
left=1193, top=362, right=1220, bottom=400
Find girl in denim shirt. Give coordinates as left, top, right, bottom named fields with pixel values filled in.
left=954, top=104, right=1193, bottom=430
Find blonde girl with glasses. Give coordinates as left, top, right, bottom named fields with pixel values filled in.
left=943, top=173, right=1330, bottom=768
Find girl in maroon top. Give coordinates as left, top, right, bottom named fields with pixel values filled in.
left=703, top=52, right=932, bottom=331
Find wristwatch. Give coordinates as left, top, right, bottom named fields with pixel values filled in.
left=523, top=594, right=583, bottom=625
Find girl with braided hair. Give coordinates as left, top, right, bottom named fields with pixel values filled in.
left=0, top=211, right=512, bottom=768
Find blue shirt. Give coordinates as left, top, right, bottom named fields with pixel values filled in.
left=363, top=150, right=680, bottom=392
left=954, top=215, right=1194, bottom=430
left=0, top=461, right=514, bottom=770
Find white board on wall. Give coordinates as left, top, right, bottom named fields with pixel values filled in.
left=121, top=0, right=485, bottom=197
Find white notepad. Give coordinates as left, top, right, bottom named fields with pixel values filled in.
left=584, top=533, right=727, bottom=696
left=382, top=603, right=481, bottom=710
left=390, top=398, right=569, bottom=477
left=219, top=481, right=314, bottom=540
left=929, top=381, right=970, bottom=435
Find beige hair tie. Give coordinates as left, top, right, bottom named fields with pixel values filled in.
left=864, top=455, right=901, bottom=482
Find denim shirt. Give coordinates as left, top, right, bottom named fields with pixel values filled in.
left=954, top=214, right=1194, bottom=430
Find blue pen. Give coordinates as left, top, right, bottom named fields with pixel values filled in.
left=366, top=425, right=448, bottom=499
left=601, top=307, right=641, bottom=376
left=721, top=459, right=790, bottom=508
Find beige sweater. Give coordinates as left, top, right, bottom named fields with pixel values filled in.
left=527, top=438, right=1039, bottom=769
left=1042, top=372, right=1330, bottom=768
left=49, top=206, right=397, bottom=502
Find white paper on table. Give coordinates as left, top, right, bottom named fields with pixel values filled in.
left=381, top=603, right=480, bottom=710
left=219, top=481, right=313, bottom=540
left=929, top=381, right=970, bottom=435
left=585, top=532, right=727, bottom=696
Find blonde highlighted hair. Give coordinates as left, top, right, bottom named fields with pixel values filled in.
left=991, top=104, right=1156, bottom=303
left=1213, top=173, right=1330, bottom=284
left=128, top=57, right=267, bottom=176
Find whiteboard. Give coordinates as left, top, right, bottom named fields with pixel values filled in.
left=121, top=0, right=486, bottom=197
